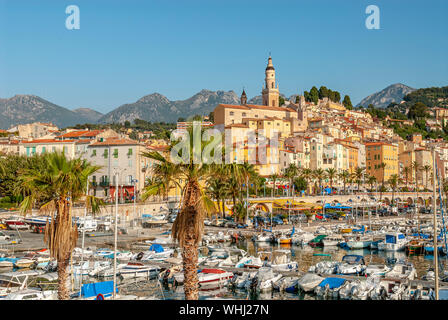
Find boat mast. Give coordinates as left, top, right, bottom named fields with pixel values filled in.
left=432, top=147, right=439, bottom=299
left=113, top=172, right=119, bottom=300
left=79, top=178, right=88, bottom=297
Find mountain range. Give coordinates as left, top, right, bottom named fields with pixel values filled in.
left=0, top=83, right=431, bottom=129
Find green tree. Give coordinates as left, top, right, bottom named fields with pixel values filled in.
left=310, top=86, right=319, bottom=105
left=16, top=153, right=102, bottom=300
left=141, top=127, right=217, bottom=300
left=343, top=95, right=353, bottom=110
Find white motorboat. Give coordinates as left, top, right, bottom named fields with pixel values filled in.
left=377, top=232, right=408, bottom=251
left=0, top=270, right=44, bottom=297
left=364, top=264, right=391, bottom=277
left=87, top=261, right=112, bottom=277
left=234, top=256, right=263, bottom=269
left=14, top=258, right=35, bottom=269
left=252, top=267, right=282, bottom=293
left=384, top=261, right=417, bottom=280
left=252, top=233, right=274, bottom=243
left=322, top=235, right=343, bottom=247
left=297, top=273, right=324, bottom=292
left=173, top=268, right=233, bottom=288
left=272, top=276, right=299, bottom=293
left=120, top=262, right=160, bottom=279
left=335, top=255, right=366, bottom=275
left=1, top=289, right=57, bottom=300
left=229, top=271, right=257, bottom=289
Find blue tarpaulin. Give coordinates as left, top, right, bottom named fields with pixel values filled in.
left=81, top=281, right=117, bottom=298
left=352, top=225, right=365, bottom=233
left=318, top=277, right=346, bottom=289
left=411, top=233, right=430, bottom=239
left=149, top=244, right=164, bottom=253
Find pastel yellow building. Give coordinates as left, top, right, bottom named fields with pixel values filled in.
left=365, top=142, right=399, bottom=183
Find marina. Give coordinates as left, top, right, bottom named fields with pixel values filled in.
left=1, top=211, right=447, bottom=300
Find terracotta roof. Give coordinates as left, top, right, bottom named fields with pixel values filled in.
left=57, top=130, right=104, bottom=139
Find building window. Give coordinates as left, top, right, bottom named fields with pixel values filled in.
left=242, top=113, right=246, bottom=117
left=91, top=149, right=97, bottom=157
left=103, top=149, right=108, bottom=158
left=229, top=111, right=234, bottom=116
left=127, top=148, right=133, bottom=157
left=42, top=147, right=46, bottom=154
left=113, top=149, right=119, bottom=158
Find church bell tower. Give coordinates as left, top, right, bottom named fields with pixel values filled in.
left=261, top=56, right=280, bottom=107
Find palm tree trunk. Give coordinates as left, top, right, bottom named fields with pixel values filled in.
left=182, top=237, right=199, bottom=300
left=57, top=258, right=69, bottom=300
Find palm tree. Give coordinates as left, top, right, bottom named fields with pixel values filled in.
left=353, top=167, right=366, bottom=192
left=15, top=152, right=101, bottom=300
left=325, top=168, right=337, bottom=191
left=142, top=128, right=216, bottom=300
left=338, top=170, right=350, bottom=194
left=284, top=164, right=299, bottom=196
left=412, top=161, right=420, bottom=192
left=313, top=169, right=325, bottom=195
left=388, top=174, right=402, bottom=207
left=379, top=162, right=387, bottom=201
left=423, top=165, right=432, bottom=190
left=403, top=166, right=411, bottom=189
left=367, top=175, right=377, bottom=191
left=300, top=168, right=313, bottom=195
left=271, top=173, right=279, bottom=197
left=206, top=177, right=227, bottom=218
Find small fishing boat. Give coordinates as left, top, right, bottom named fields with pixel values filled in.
left=378, top=232, right=408, bottom=251
left=252, top=232, right=274, bottom=243
left=297, top=273, right=324, bottom=292
left=14, top=258, right=35, bottom=268
left=272, top=276, right=299, bottom=293
left=336, top=255, right=366, bottom=275
left=314, top=277, right=347, bottom=299
left=405, top=239, right=424, bottom=255
left=4, top=216, right=28, bottom=230
left=322, top=235, right=343, bottom=247
left=384, top=261, right=417, bottom=280
left=2, top=289, right=57, bottom=300
left=119, top=262, right=160, bottom=279
left=345, top=236, right=372, bottom=250
left=308, top=235, right=327, bottom=248
left=251, top=267, right=282, bottom=293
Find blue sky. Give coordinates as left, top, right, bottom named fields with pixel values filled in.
left=0, top=0, right=447, bottom=114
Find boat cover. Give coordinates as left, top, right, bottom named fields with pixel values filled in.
left=317, top=277, right=346, bottom=289
left=149, top=244, right=164, bottom=253
left=81, top=281, right=117, bottom=298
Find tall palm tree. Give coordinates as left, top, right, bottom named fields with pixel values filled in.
left=300, top=168, right=313, bottom=195
left=325, top=168, right=337, bottom=191
left=142, top=128, right=216, bottom=300
left=206, top=177, right=227, bottom=218
left=412, top=161, right=420, bottom=192
left=338, top=170, right=350, bottom=194
left=423, top=164, right=432, bottom=190
left=403, top=166, right=411, bottom=189
left=367, top=175, right=377, bottom=191
left=388, top=174, right=402, bottom=207
left=379, top=162, right=387, bottom=201
left=284, top=164, right=299, bottom=197
left=313, top=169, right=325, bottom=195
left=353, top=167, right=366, bottom=192
left=15, top=152, right=101, bottom=300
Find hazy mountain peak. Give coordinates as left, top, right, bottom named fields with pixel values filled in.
left=357, top=83, right=415, bottom=108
